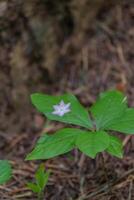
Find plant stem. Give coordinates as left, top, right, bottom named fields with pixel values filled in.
left=101, top=154, right=112, bottom=194
left=38, top=191, right=44, bottom=200
left=101, top=154, right=108, bottom=182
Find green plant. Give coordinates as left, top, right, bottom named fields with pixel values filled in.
left=26, top=90, right=134, bottom=160
left=27, top=164, right=50, bottom=200
left=0, top=160, right=12, bottom=185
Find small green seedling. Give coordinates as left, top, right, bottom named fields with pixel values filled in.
left=0, top=160, right=12, bottom=185
left=27, top=164, right=50, bottom=200
left=26, top=90, right=134, bottom=161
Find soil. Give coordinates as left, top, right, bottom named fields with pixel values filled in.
left=0, top=1, right=134, bottom=200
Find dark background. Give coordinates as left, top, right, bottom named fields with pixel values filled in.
left=0, top=0, right=134, bottom=199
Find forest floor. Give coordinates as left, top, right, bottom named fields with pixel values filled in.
left=0, top=1, right=134, bottom=200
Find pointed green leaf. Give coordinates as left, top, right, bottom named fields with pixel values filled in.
left=39, top=171, right=50, bottom=189
left=35, top=164, right=50, bottom=189
left=26, top=128, right=84, bottom=160
left=106, top=135, right=123, bottom=158
left=0, top=160, right=12, bottom=185
left=27, top=182, right=41, bottom=193
left=106, top=108, right=134, bottom=135
left=35, top=164, right=45, bottom=189
left=31, top=93, right=92, bottom=129
left=90, top=90, right=127, bottom=130
left=76, top=131, right=110, bottom=158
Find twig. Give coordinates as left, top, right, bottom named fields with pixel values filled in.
left=128, top=181, right=133, bottom=200
left=78, top=153, right=86, bottom=170
left=77, top=168, right=134, bottom=200
left=12, top=192, right=32, bottom=199
left=123, top=135, right=132, bottom=147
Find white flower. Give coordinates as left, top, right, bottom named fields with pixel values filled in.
left=52, top=100, right=71, bottom=116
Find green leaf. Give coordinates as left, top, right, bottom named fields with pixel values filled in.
left=35, top=164, right=50, bottom=189
left=106, top=108, right=134, bottom=135
left=76, top=131, right=110, bottom=158
left=27, top=182, right=41, bottom=193
left=0, top=160, right=12, bottom=185
left=26, top=128, right=84, bottom=160
left=90, top=90, right=127, bottom=130
left=106, top=135, right=123, bottom=158
left=31, top=93, right=92, bottom=129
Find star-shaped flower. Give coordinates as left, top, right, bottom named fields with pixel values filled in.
left=52, top=100, right=71, bottom=117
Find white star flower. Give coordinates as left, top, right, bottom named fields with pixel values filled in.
left=52, top=100, right=71, bottom=116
